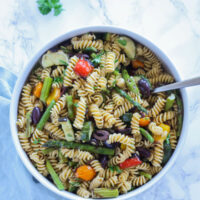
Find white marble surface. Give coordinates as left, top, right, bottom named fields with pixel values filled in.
left=0, top=0, right=200, bottom=200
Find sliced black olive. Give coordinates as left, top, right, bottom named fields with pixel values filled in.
left=93, top=130, right=109, bottom=141
left=136, top=147, right=151, bottom=159
left=99, top=155, right=108, bottom=168
left=117, top=128, right=132, bottom=135
left=58, top=117, right=68, bottom=122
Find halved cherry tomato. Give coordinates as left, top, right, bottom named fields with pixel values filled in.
left=74, top=59, right=93, bottom=77
left=139, top=117, right=150, bottom=127
left=119, top=157, right=142, bottom=169
left=75, top=165, right=96, bottom=181
left=33, top=82, right=43, bottom=98
left=46, top=87, right=60, bottom=105
left=132, top=60, right=144, bottom=69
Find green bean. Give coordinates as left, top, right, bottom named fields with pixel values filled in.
left=40, top=77, right=53, bottom=103
left=139, top=128, right=154, bottom=143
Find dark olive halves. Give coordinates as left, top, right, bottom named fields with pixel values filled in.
left=138, top=78, right=151, bottom=97
left=31, top=107, right=42, bottom=125
left=93, top=130, right=110, bottom=141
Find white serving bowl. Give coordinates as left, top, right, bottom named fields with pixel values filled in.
left=10, top=26, right=188, bottom=200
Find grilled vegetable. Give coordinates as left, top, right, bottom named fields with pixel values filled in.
left=46, top=160, right=65, bottom=190
left=119, top=156, right=142, bottom=169
left=25, top=112, right=32, bottom=138
left=46, top=87, right=60, bottom=105
left=33, top=82, right=43, bottom=98
left=80, top=121, right=94, bottom=142
left=43, top=140, right=115, bottom=156
left=94, top=188, right=119, bottom=198
left=165, top=93, right=176, bottom=111
left=75, top=165, right=96, bottom=181
left=114, top=86, right=148, bottom=114
left=66, top=95, right=74, bottom=121
left=139, top=128, right=154, bottom=143
left=36, top=100, right=56, bottom=130
left=40, top=77, right=53, bottom=103
left=59, top=118, right=75, bottom=141
left=41, top=50, right=68, bottom=68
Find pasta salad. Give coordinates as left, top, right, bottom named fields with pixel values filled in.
left=16, top=32, right=183, bottom=198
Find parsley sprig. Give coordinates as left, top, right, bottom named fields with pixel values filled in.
left=37, top=0, right=63, bottom=16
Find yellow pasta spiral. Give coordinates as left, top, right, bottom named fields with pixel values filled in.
left=72, top=39, right=103, bottom=50
left=44, top=122, right=65, bottom=140
left=132, top=175, right=147, bottom=187
left=149, top=97, right=166, bottom=117
left=112, top=92, right=124, bottom=106
left=131, top=113, right=141, bottom=141
left=29, top=151, right=48, bottom=176
left=89, top=174, right=104, bottom=190
left=114, top=118, right=127, bottom=130
left=107, top=133, right=135, bottom=146
left=59, top=166, right=73, bottom=182
left=18, top=132, right=33, bottom=155
left=21, top=84, right=34, bottom=112
left=63, top=56, right=79, bottom=87
left=73, top=97, right=86, bottom=129
left=89, top=104, right=104, bottom=129
left=105, top=51, right=116, bottom=73
left=154, top=111, right=175, bottom=124
left=169, top=130, right=177, bottom=149
left=148, top=122, right=163, bottom=136
left=118, top=181, right=132, bottom=194
left=77, top=187, right=91, bottom=198
left=149, top=74, right=174, bottom=86
left=152, top=142, right=164, bottom=167
left=102, top=176, right=118, bottom=188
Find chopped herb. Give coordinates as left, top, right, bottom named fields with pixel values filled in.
left=111, top=80, right=117, bottom=87
left=93, top=86, right=98, bottom=90
left=73, top=103, right=79, bottom=108
left=33, top=138, right=41, bottom=144
left=109, top=165, right=122, bottom=173
left=166, top=133, right=170, bottom=144
left=60, top=46, right=72, bottom=54
left=59, top=60, right=68, bottom=66
left=53, top=76, right=63, bottom=83
left=91, top=51, right=104, bottom=67
left=36, top=0, right=64, bottom=16
left=118, top=39, right=127, bottom=46
left=36, top=75, right=42, bottom=81
left=114, top=59, right=118, bottom=63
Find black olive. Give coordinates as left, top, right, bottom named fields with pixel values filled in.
left=76, top=53, right=90, bottom=59
left=31, top=107, right=42, bottom=125
left=60, top=86, right=67, bottom=96
left=93, top=130, right=110, bottom=141
left=136, top=147, right=151, bottom=159
left=99, top=155, right=108, bottom=168
left=58, top=117, right=68, bottom=122
left=138, top=78, right=151, bottom=97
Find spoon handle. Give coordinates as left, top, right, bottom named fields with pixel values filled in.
left=153, top=76, right=200, bottom=93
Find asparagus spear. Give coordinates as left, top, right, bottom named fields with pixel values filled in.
left=40, top=77, right=53, bottom=103
left=176, top=93, right=183, bottom=137
left=114, top=86, right=148, bottom=114
left=42, top=140, right=115, bottom=156
left=139, top=128, right=154, bottom=143
left=36, top=100, right=56, bottom=130
left=94, top=188, right=119, bottom=198
left=122, top=69, right=140, bottom=96
left=46, top=160, right=65, bottom=190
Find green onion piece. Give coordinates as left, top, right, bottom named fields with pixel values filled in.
left=42, top=140, right=115, bottom=156
left=165, top=93, right=176, bottom=111
left=36, top=100, right=56, bottom=130
left=139, top=128, right=154, bottom=143
left=66, top=95, right=74, bottom=120
left=40, top=77, right=53, bottom=103
left=46, top=160, right=65, bottom=190
left=25, top=112, right=32, bottom=138
left=94, top=188, right=119, bottom=198
left=140, top=171, right=152, bottom=179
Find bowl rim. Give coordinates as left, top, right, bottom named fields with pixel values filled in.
left=10, top=25, right=188, bottom=200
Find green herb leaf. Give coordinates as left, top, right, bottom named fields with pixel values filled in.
left=118, top=39, right=127, bottom=46
left=91, top=51, right=104, bottom=67
left=73, top=103, right=79, bottom=108
left=33, top=138, right=41, bottom=144
left=109, top=166, right=122, bottom=173
left=36, top=0, right=63, bottom=16
left=53, top=76, right=63, bottom=83
left=59, top=59, right=68, bottom=66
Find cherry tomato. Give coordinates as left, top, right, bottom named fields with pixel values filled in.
left=74, top=59, right=93, bottom=77
left=75, top=165, right=96, bottom=181
left=132, top=60, right=144, bottom=69
left=139, top=117, right=150, bottom=127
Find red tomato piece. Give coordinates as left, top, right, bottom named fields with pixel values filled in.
left=119, top=157, right=142, bottom=169
left=74, top=59, right=93, bottom=77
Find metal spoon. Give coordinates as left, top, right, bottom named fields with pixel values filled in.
left=153, top=76, right=200, bottom=93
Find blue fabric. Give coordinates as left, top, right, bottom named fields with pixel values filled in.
left=0, top=67, right=66, bottom=200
